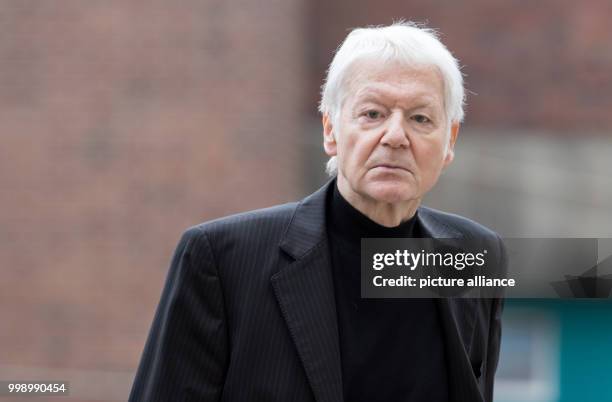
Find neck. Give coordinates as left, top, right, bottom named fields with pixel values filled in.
left=336, top=175, right=420, bottom=227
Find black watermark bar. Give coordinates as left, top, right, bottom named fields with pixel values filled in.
left=361, top=238, right=612, bottom=298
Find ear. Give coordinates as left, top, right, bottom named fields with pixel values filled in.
left=442, top=122, right=460, bottom=168
left=322, top=113, right=337, bottom=157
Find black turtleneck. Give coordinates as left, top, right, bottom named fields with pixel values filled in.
left=327, top=180, right=449, bottom=402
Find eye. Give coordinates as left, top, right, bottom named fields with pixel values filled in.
left=364, top=110, right=382, bottom=120
left=411, top=114, right=431, bottom=124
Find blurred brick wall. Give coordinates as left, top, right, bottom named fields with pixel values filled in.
left=311, top=0, right=612, bottom=131
left=0, top=1, right=306, bottom=400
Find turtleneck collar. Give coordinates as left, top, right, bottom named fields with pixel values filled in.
left=327, top=178, right=420, bottom=249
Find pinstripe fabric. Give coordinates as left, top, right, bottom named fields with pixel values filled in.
left=129, top=179, right=505, bottom=402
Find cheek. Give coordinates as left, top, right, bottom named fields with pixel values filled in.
left=414, top=141, right=447, bottom=176
left=340, top=132, right=376, bottom=168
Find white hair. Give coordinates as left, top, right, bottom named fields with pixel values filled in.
left=319, top=21, right=465, bottom=176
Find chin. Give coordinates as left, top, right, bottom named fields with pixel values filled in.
left=364, top=181, right=416, bottom=204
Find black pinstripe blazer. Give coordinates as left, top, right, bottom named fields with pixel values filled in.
left=130, top=180, right=506, bottom=402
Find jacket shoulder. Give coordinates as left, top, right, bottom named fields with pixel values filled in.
left=419, top=206, right=500, bottom=239
left=186, top=202, right=298, bottom=242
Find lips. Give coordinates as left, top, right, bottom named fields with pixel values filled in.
left=373, top=164, right=411, bottom=172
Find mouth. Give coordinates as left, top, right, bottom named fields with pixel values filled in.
left=372, top=164, right=411, bottom=172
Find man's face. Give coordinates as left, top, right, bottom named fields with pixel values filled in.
left=323, top=61, right=459, bottom=209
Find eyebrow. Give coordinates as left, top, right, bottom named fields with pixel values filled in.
left=353, top=90, right=440, bottom=110
left=352, top=91, right=444, bottom=111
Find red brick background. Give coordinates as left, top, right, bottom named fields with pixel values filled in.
left=1, top=1, right=306, bottom=400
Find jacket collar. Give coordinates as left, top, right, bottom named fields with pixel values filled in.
left=279, top=179, right=331, bottom=260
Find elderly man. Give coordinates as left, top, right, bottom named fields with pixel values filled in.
left=130, top=22, right=505, bottom=402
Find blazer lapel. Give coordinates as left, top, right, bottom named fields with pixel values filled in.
left=271, top=180, right=343, bottom=402
left=418, top=207, right=484, bottom=402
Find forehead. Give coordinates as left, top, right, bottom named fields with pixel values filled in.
left=344, top=60, right=445, bottom=107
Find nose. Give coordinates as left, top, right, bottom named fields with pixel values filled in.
left=380, top=112, right=410, bottom=149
